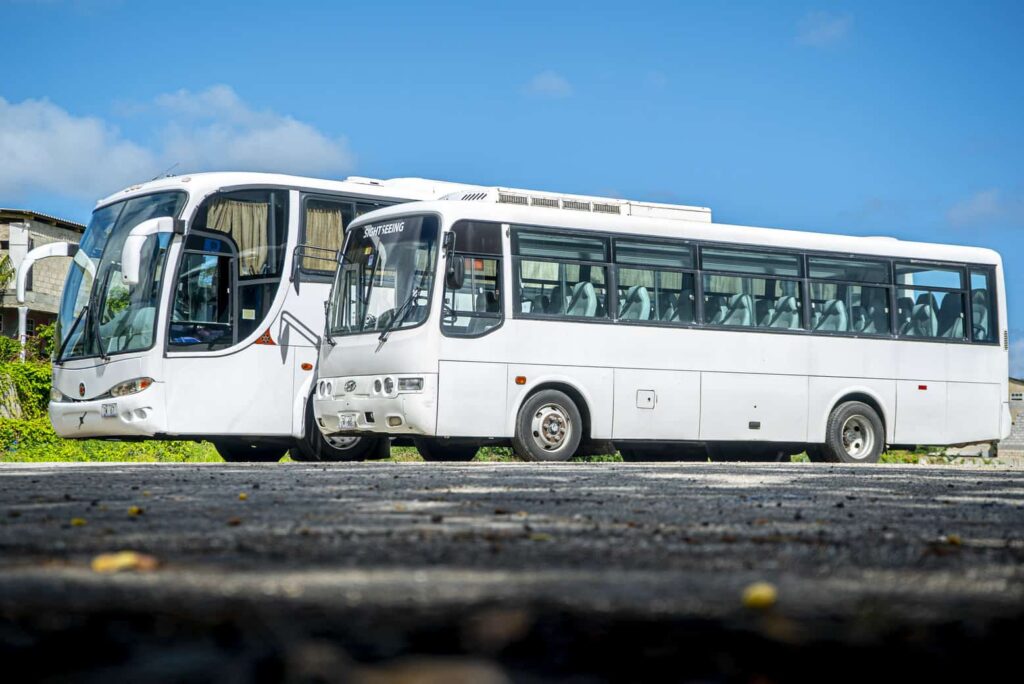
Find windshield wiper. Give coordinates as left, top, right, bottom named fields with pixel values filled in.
left=376, top=279, right=426, bottom=351
left=56, top=304, right=89, bottom=363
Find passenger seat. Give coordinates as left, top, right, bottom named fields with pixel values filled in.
left=767, top=296, right=800, bottom=329
left=814, top=299, right=848, bottom=332
left=937, top=294, right=964, bottom=338
left=713, top=293, right=753, bottom=326
left=972, top=289, right=990, bottom=340
left=619, top=285, right=651, bottom=320
left=566, top=282, right=598, bottom=317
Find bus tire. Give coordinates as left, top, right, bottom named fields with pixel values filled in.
left=290, top=395, right=380, bottom=462
left=214, top=441, right=286, bottom=463
left=823, top=401, right=884, bottom=464
left=513, top=389, right=583, bottom=462
left=414, top=438, right=479, bottom=462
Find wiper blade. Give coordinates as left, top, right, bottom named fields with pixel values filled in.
left=376, top=280, right=424, bottom=350
left=56, top=304, right=89, bottom=363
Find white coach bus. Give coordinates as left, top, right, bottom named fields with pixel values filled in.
left=17, top=172, right=480, bottom=461
left=313, top=188, right=1010, bottom=463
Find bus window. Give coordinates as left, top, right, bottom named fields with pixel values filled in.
left=184, top=189, right=289, bottom=343
left=442, top=256, right=502, bottom=336
left=302, top=198, right=354, bottom=274
left=700, top=247, right=802, bottom=329
left=169, top=238, right=234, bottom=350
left=896, top=288, right=965, bottom=339
left=809, top=283, right=890, bottom=334
left=615, top=240, right=695, bottom=324
left=969, top=269, right=996, bottom=342
left=519, top=261, right=608, bottom=318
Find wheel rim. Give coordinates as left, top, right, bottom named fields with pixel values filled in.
left=325, top=434, right=360, bottom=451
left=841, top=415, right=875, bottom=460
left=530, top=403, right=572, bottom=453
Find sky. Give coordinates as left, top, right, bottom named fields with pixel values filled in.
left=1, top=0, right=1022, bottom=373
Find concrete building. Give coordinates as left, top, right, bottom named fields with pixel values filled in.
left=1004, top=377, right=1024, bottom=454
left=0, top=209, right=85, bottom=338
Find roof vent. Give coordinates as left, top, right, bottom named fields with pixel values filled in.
left=498, top=192, right=529, bottom=206
left=530, top=196, right=560, bottom=208
left=562, top=199, right=591, bottom=212
left=592, top=202, right=621, bottom=215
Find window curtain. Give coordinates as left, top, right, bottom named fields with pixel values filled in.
left=208, top=198, right=268, bottom=276
left=303, top=205, right=344, bottom=271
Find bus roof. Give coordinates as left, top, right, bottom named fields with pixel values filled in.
left=353, top=199, right=1002, bottom=267
left=94, top=172, right=485, bottom=209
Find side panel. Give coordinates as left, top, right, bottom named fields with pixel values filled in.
left=436, top=360, right=509, bottom=438
left=945, top=382, right=1001, bottom=444
left=699, top=372, right=808, bottom=442
left=894, top=380, right=948, bottom=444
left=164, top=345, right=295, bottom=435
left=612, top=368, right=701, bottom=440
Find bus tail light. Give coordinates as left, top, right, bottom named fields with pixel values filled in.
left=110, top=378, right=154, bottom=397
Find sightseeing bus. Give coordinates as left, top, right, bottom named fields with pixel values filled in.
left=313, top=187, right=1010, bottom=463
left=16, top=172, right=482, bottom=461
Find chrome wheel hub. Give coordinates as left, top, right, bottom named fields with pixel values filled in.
left=841, top=415, right=874, bottom=460
left=531, top=404, right=571, bottom=453
left=326, top=434, right=360, bottom=450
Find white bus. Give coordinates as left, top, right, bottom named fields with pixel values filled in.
left=17, top=172, right=481, bottom=461
left=313, top=188, right=1010, bottom=463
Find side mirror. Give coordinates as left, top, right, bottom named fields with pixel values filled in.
left=16, top=242, right=79, bottom=303
left=121, top=217, right=182, bottom=285
left=445, top=256, right=465, bottom=291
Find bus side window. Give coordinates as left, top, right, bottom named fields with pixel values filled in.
left=301, top=198, right=355, bottom=275
left=969, top=269, right=996, bottom=342
left=443, top=221, right=504, bottom=337
left=169, top=247, right=234, bottom=351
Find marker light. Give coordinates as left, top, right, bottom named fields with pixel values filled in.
left=110, top=377, right=154, bottom=397
left=50, top=387, right=65, bottom=402
left=398, top=377, right=424, bottom=392
left=383, top=377, right=395, bottom=394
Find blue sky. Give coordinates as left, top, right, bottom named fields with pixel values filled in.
left=1, top=0, right=1022, bottom=372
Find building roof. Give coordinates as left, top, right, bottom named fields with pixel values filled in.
left=0, top=208, right=86, bottom=233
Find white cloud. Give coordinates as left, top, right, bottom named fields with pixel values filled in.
left=796, top=11, right=853, bottom=48
left=152, top=86, right=354, bottom=176
left=524, top=70, right=573, bottom=98
left=946, top=187, right=1019, bottom=227
left=0, top=96, right=155, bottom=199
left=0, top=86, right=354, bottom=202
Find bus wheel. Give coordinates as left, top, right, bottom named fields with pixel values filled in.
left=823, top=401, right=884, bottom=464
left=414, top=438, right=479, bottom=462
left=290, top=396, right=380, bottom=462
left=214, top=441, right=286, bottom=463
left=513, top=389, right=582, bottom=462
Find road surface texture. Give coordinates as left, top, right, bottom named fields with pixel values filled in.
left=1, top=461, right=1022, bottom=682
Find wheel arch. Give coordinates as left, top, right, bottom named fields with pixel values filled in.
left=820, top=389, right=892, bottom=445
left=509, top=379, right=594, bottom=443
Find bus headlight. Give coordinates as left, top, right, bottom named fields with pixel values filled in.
left=50, top=387, right=65, bottom=402
left=110, top=377, right=154, bottom=397
left=398, top=377, right=424, bottom=392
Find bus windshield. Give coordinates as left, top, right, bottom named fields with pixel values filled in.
left=56, top=191, right=187, bottom=361
left=329, top=215, right=439, bottom=336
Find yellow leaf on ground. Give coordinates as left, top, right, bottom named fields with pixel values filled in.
left=742, top=581, right=778, bottom=609
left=127, top=506, right=144, bottom=516
left=70, top=518, right=87, bottom=527
left=238, top=493, right=248, bottom=501
left=91, top=551, right=159, bottom=573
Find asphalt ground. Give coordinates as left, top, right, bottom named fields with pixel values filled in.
left=1, top=461, right=1022, bottom=682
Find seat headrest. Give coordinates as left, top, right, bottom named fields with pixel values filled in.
left=776, top=296, right=798, bottom=313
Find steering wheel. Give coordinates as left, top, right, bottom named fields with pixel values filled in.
left=442, top=302, right=458, bottom=324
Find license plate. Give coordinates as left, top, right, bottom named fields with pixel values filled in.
left=338, top=413, right=358, bottom=430
left=101, top=403, right=117, bottom=418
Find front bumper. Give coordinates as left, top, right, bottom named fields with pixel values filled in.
left=313, top=373, right=438, bottom=437
left=49, top=383, right=167, bottom=439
